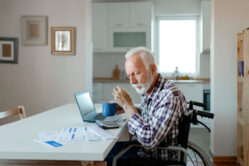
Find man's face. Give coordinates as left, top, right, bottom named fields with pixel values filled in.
left=125, top=53, right=153, bottom=94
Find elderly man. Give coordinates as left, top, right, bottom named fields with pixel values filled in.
left=106, top=47, right=187, bottom=165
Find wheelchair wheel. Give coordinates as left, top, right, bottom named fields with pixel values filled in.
left=186, top=141, right=212, bottom=166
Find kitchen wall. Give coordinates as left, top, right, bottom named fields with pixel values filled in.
left=0, top=0, right=92, bottom=117
left=211, top=0, right=249, bottom=156
left=199, top=53, right=210, bottom=78
left=93, top=53, right=126, bottom=78
left=93, top=0, right=210, bottom=78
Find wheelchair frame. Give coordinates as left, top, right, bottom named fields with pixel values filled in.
left=112, top=101, right=214, bottom=166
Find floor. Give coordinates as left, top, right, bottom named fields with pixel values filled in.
left=187, top=127, right=211, bottom=166
left=189, top=127, right=211, bottom=158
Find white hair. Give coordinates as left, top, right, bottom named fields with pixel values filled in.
left=125, top=47, right=155, bottom=70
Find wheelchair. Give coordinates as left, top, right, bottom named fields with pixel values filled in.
left=112, top=101, right=214, bottom=166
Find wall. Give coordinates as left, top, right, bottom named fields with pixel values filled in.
left=0, top=0, right=92, bottom=118
left=212, top=0, right=249, bottom=156
left=93, top=53, right=125, bottom=78
left=199, top=53, right=210, bottom=78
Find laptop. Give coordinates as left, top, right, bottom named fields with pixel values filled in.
left=74, top=91, right=121, bottom=123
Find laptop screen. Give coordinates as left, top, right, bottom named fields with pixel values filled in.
left=74, top=91, right=95, bottom=117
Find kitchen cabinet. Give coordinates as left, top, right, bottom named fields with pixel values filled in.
left=131, top=2, right=152, bottom=27
left=92, top=3, right=108, bottom=52
left=108, top=2, right=152, bottom=28
left=92, top=2, right=153, bottom=52
left=200, top=0, right=211, bottom=53
left=108, top=3, right=130, bottom=27
left=108, top=27, right=150, bottom=52
left=176, top=83, right=203, bottom=105
left=108, top=2, right=152, bottom=52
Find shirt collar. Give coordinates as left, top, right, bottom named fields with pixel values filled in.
left=142, top=74, right=163, bottom=99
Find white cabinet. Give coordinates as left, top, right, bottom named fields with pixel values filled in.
left=131, top=2, right=152, bottom=27
left=108, top=2, right=152, bottom=52
left=92, top=2, right=153, bottom=52
left=200, top=1, right=211, bottom=53
left=108, top=2, right=152, bottom=28
left=92, top=3, right=108, bottom=52
left=108, top=3, right=130, bottom=27
left=176, top=83, right=203, bottom=105
left=108, top=27, right=151, bottom=52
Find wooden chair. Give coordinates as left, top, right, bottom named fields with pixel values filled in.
left=0, top=106, right=26, bottom=121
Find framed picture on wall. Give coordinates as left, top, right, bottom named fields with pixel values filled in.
left=51, top=27, right=76, bottom=55
left=21, top=16, right=48, bottom=45
left=0, top=37, right=18, bottom=64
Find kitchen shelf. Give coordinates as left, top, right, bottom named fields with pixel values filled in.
left=237, top=29, right=249, bottom=166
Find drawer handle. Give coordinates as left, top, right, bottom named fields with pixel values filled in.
left=136, top=23, right=144, bottom=26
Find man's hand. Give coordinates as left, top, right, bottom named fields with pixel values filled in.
left=112, top=86, right=138, bottom=118
left=112, top=86, right=132, bottom=107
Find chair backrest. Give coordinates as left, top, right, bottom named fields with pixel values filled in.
left=0, top=106, right=26, bottom=121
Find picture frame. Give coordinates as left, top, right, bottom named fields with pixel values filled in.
left=51, top=27, right=76, bottom=55
left=21, top=16, right=48, bottom=45
left=0, top=37, right=18, bottom=64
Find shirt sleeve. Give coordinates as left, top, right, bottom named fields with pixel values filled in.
left=127, top=93, right=182, bottom=149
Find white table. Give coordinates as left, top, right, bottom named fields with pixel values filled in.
left=0, top=104, right=127, bottom=163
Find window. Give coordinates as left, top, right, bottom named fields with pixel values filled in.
left=157, top=17, right=199, bottom=76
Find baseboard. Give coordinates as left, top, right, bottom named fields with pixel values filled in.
left=213, top=156, right=238, bottom=165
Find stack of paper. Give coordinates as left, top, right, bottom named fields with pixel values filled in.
left=35, top=125, right=116, bottom=148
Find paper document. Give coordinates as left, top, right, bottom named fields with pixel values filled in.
left=35, top=125, right=116, bottom=148
left=90, top=126, right=117, bottom=140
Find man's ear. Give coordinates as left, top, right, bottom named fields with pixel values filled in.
left=150, top=64, right=157, bottom=74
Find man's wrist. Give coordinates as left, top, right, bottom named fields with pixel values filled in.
left=124, top=104, right=138, bottom=118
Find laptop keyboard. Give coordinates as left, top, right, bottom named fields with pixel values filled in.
left=103, top=114, right=121, bottom=122
left=84, top=112, right=121, bottom=122
left=94, top=113, right=106, bottom=120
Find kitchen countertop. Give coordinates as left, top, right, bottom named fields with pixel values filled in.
left=93, top=77, right=210, bottom=83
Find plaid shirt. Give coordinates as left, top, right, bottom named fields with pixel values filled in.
left=128, top=74, right=187, bottom=160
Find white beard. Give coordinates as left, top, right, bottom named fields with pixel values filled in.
left=131, top=69, right=154, bottom=95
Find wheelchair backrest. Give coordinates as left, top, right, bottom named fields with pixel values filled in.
left=177, top=113, right=191, bottom=148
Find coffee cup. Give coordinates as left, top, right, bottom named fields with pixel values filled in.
left=102, top=101, right=116, bottom=116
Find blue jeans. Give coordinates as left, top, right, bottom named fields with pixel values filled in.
left=104, top=141, right=140, bottom=166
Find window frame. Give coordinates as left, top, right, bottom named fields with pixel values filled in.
left=155, top=15, right=200, bottom=77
